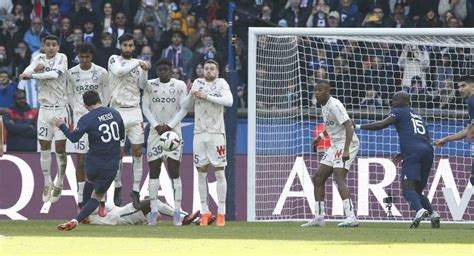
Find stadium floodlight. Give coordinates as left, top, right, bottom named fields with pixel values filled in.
left=248, top=27, right=474, bottom=223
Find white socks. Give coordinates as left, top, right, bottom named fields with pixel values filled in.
left=198, top=172, right=209, bottom=213
left=215, top=170, right=227, bottom=215
left=77, top=181, right=85, bottom=204
left=114, top=159, right=123, bottom=188
left=132, top=156, right=142, bottom=192
left=54, top=153, right=67, bottom=187
left=172, top=178, right=182, bottom=211
left=314, top=201, right=325, bottom=217
left=148, top=178, right=160, bottom=212
left=343, top=198, right=355, bottom=217
left=40, top=149, right=52, bottom=186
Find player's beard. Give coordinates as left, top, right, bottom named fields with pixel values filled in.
left=122, top=52, right=132, bottom=59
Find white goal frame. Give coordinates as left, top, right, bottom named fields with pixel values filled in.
left=247, top=27, right=474, bottom=222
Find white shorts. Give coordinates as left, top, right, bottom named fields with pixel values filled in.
left=37, top=105, right=69, bottom=141
left=116, top=107, right=144, bottom=145
left=320, top=141, right=359, bottom=170
left=73, top=112, right=89, bottom=154
left=193, top=132, right=227, bottom=168
left=146, top=129, right=183, bottom=162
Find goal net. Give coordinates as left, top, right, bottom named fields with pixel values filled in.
left=247, top=28, right=474, bottom=223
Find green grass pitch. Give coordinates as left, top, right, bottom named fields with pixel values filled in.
left=0, top=220, right=472, bottom=256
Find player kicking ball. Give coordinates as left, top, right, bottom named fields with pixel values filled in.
left=356, top=91, right=440, bottom=228
left=301, top=80, right=360, bottom=228
left=56, top=90, right=125, bottom=231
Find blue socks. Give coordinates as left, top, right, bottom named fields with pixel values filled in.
left=418, top=193, right=433, bottom=213
left=403, top=188, right=422, bottom=212
left=75, top=198, right=99, bottom=223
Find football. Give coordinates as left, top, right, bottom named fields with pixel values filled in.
left=159, top=131, right=182, bottom=151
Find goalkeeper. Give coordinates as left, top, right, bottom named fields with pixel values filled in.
left=356, top=91, right=440, bottom=228
left=433, top=77, right=474, bottom=186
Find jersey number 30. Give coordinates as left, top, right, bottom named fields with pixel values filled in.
left=99, top=121, right=120, bottom=143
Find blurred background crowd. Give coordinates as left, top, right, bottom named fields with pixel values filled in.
left=0, top=0, right=472, bottom=116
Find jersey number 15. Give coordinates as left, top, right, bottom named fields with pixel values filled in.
left=411, top=117, right=426, bottom=135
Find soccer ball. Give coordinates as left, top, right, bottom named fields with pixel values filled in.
left=159, top=131, right=182, bottom=151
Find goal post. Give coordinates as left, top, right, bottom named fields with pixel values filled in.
left=247, top=28, right=474, bottom=223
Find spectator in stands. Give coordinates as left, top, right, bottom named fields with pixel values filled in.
left=161, top=30, right=193, bottom=85
left=132, top=26, right=147, bottom=54
left=44, top=3, right=63, bottom=36
left=360, top=0, right=390, bottom=16
left=110, top=12, right=132, bottom=48
left=23, top=16, right=50, bottom=53
left=171, top=67, right=185, bottom=81
left=192, top=63, right=204, bottom=80
left=306, top=0, right=330, bottom=27
left=212, top=19, right=229, bottom=63
left=83, top=20, right=100, bottom=46
left=142, top=24, right=160, bottom=54
left=256, top=2, right=278, bottom=27
left=159, top=18, right=183, bottom=51
left=12, top=4, right=29, bottom=34
left=363, top=54, right=395, bottom=104
left=329, top=54, right=356, bottom=105
left=3, top=90, right=38, bottom=152
left=419, top=8, right=442, bottom=27
left=193, top=33, right=222, bottom=68
left=337, top=0, right=363, bottom=27
left=390, top=3, right=412, bottom=27
left=94, top=32, right=120, bottom=69
left=434, top=53, right=454, bottom=91
left=51, top=0, right=73, bottom=17
left=58, top=17, right=71, bottom=45
left=438, top=0, right=467, bottom=23
left=0, top=44, right=14, bottom=76
left=388, top=0, right=423, bottom=25
left=0, top=71, right=17, bottom=114
left=69, top=0, right=98, bottom=28
left=134, top=0, right=167, bottom=41
left=398, top=44, right=429, bottom=91
left=139, top=45, right=157, bottom=79
left=205, top=0, right=223, bottom=22
left=169, top=0, right=196, bottom=36
left=61, top=26, right=83, bottom=67
left=447, top=16, right=462, bottom=27
left=12, top=41, right=31, bottom=77
left=362, top=6, right=393, bottom=27
left=327, top=11, right=341, bottom=27
left=278, top=0, right=309, bottom=27
left=1, top=13, right=23, bottom=51
left=99, top=1, right=114, bottom=33
left=185, top=18, right=209, bottom=51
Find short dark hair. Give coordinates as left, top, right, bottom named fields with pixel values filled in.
left=118, top=33, right=134, bottom=44
left=13, top=90, right=25, bottom=98
left=156, top=58, right=172, bottom=68
left=83, top=90, right=101, bottom=106
left=42, top=35, right=59, bottom=44
left=76, top=42, right=96, bottom=56
left=203, top=59, right=219, bottom=70
left=315, top=79, right=331, bottom=87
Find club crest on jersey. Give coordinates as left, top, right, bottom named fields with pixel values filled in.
left=48, top=60, right=55, bottom=66
left=169, top=88, right=176, bottom=94
left=211, top=85, right=217, bottom=90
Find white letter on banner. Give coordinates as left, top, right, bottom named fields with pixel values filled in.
left=357, top=158, right=401, bottom=216
left=0, top=155, right=34, bottom=220
left=273, top=157, right=314, bottom=215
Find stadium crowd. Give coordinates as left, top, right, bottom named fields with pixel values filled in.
left=0, top=0, right=473, bottom=146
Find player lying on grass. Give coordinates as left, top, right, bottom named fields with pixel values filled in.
left=355, top=91, right=440, bottom=228
left=86, top=198, right=201, bottom=226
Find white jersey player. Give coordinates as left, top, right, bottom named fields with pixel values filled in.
left=88, top=199, right=200, bottom=226
left=66, top=43, right=109, bottom=212
left=301, top=80, right=360, bottom=228
left=187, top=59, right=233, bottom=227
left=19, top=35, right=69, bottom=204
left=142, top=59, right=189, bottom=226
left=107, top=33, right=151, bottom=209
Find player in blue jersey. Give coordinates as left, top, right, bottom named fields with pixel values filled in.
left=55, top=90, right=125, bottom=231
left=356, top=91, right=440, bottom=228
left=433, top=77, right=474, bottom=186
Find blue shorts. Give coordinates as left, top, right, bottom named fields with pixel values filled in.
left=86, top=167, right=117, bottom=195
left=401, top=148, right=434, bottom=187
